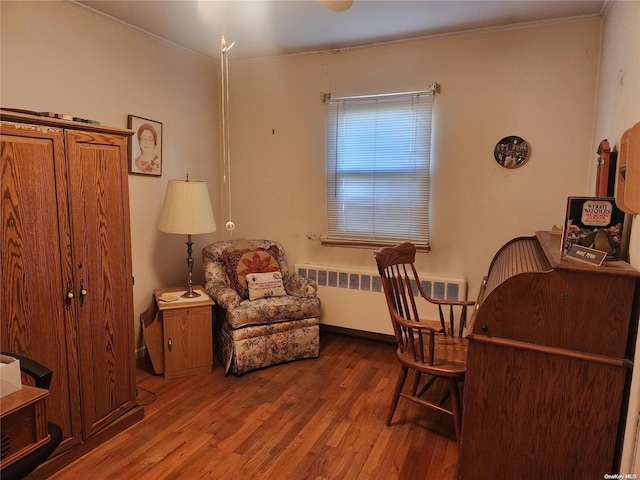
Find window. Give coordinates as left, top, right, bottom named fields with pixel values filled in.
left=325, top=92, right=433, bottom=250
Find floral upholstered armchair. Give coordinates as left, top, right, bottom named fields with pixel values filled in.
left=202, top=239, right=321, bottom=375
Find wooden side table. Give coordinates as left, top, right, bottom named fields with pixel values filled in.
left=143, top=286, right=214, bottom=379
left=0, top=385, right=49, bottom=470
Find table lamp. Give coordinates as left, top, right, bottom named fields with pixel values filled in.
left=158, top=176, right=217, bottom=298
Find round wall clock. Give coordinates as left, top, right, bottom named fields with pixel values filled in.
left=494, top=135, right=529, bottom=168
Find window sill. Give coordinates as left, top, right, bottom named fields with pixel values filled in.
left=321, top=238, right=431, bottom=252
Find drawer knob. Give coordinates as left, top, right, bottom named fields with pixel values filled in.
left=481, top=325, right=489, bottom=332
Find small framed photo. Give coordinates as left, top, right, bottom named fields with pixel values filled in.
left=128, top=115, right=162, bottom=176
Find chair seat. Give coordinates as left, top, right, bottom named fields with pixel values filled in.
left=227, top=295, right=321, bottom=330
left=397, top=336, right=467, bottom=376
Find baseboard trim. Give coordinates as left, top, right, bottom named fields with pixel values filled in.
left=320, top=324, right=395, bottom=344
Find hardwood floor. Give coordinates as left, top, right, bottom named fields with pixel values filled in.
left=48, top=333, right=458, bottom=480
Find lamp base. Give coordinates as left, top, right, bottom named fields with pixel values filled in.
left=181, top=289, right=201, bottom=298
left=181, top=236, right=200, bottom=298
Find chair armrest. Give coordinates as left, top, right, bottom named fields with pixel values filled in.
left=392, top=315, right=442, bottom=333
left=417, top=296, right=475, bottom=337
left=204, top=280, right=242, bottom=310
left=283, top=273, right=318, bottom=298
left=419, top=294, right=475, bottom=307
left=1, top=352, right=52, bottom=390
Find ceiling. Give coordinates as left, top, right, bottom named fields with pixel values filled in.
left=77, top=0, right=605, bottom=61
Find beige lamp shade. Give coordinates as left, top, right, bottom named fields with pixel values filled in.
left=158, top=179, right=217, bottom=234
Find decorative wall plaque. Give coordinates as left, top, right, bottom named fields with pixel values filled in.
left=494, top=135, right=529, bottom=168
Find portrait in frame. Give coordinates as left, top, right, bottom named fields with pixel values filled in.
left=128, top=115, right=162, bottom=176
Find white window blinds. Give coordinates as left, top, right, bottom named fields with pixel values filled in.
left=326, top=92, right=433, bottom=249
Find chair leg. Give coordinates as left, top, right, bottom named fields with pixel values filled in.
left=387, top=366, right=409, bottom=426
left=411, top=370, right=421, bottom=395
left=438, top=389, right=451, bottom=407
left=449, top=378, right=462, bottom=442
left=417, top=374, right=438, bottom=398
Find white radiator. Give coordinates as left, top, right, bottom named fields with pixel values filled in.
left=295, top=263, right=468, bottom=336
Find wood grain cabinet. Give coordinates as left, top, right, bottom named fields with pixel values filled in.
left=457, top=231, right=640, bottom=479
left=0, top=111, right=143, bottom=474
left=144, top=287, right=214, bottom=379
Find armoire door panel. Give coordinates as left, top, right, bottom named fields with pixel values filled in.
left=0, top=125, right=82, bottom=454
left=65, top=131, right=136, bottom=437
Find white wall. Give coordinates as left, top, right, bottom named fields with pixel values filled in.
left=594, top=1, right=640, bottom=473
left=225, top=19, right=601, bottom=317
left=0, top=1, right=221, bottom=354
left=0, top=1, right=602, bottom=349
left=3, top=0, right=639, bottom=471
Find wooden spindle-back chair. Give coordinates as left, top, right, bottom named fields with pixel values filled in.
left=374, top=242, right=475, bottom=441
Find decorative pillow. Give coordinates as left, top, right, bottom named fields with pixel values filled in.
left=222, top=246, right=281, bottom=299
left=246, top=271, right=287, bottom=300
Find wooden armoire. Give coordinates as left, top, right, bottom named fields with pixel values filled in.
left=458, top=231, right=639, bottom=479
left=1, top=110, right=144, bottom=474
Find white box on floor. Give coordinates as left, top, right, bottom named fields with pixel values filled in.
left=0, top=354, right=22, bottom=397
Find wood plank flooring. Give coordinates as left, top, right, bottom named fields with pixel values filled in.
left=47, top=333, right=458, bottom=480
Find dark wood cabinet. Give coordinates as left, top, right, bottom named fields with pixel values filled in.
left=458, top=231, right=639, bottom=479
left=0, top=111, right=143, bottom=473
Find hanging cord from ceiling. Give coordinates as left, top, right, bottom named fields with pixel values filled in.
left=221, top=36, right=236, bottom=235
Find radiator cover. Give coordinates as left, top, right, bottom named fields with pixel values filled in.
left=295, top=263, right=467, bottom=335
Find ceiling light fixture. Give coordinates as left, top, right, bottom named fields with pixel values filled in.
left=316, top=0, right=353, bottom=12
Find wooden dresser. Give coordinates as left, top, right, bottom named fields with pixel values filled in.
left=458, top=231, right=639, bottom=479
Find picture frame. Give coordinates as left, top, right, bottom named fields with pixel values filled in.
left=128, top=115, right=162, bottom=176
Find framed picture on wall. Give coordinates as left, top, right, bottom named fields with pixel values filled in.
left=128, top=115, right=162, bottom=176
